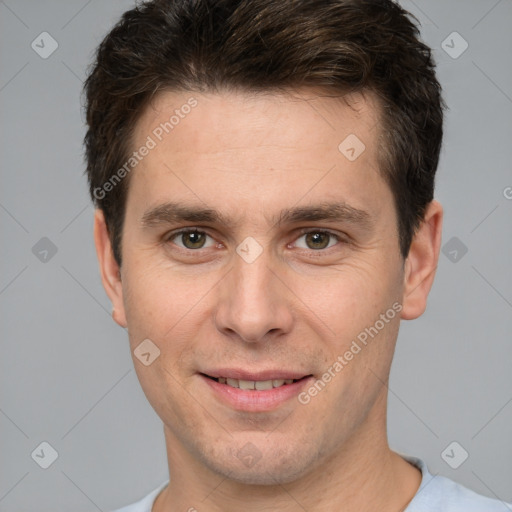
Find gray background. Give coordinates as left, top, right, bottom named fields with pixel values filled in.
left=1, top=0, right=511, bottom=510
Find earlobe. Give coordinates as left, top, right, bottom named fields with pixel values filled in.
left=93, top=209, right=128, bottom=328
left=400, top=200, right=443, bottom=320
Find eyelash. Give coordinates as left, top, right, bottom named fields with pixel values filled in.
left=165, top=227, right=346, bottom=254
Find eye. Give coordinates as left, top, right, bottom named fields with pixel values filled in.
left=294, top=229, right=341, bottom=250
left=165, top=228, right=344, bottom=253
left=167, top=229, right=216, bottom=250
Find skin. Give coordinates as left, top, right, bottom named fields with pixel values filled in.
left=95, top=88, right=443, bottom=511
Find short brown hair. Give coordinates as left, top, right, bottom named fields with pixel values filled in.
left=84, top=0, right=444, bottom=265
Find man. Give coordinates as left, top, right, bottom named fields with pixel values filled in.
left=84, top=0, right=510, bottom=510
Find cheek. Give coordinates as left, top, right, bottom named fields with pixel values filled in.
left=300, top=263, right=403, bottom=404
left=121, top=259, right=202, bottom=336
left=120, top=260, right=220, bottom=385
left=121, top=267, right=200, bottom=415
left=296, top=259, right=399, bottom=336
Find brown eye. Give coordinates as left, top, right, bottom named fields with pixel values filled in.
left=181, top=231, right=206, bottom=249
left=295, top=230, right=339, bottom=251
left=168, top=229, right=214, bottom=250
left=305, top=232, right=331, bottom=250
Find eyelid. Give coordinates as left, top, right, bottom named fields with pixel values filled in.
left=166, top=227, right=205, bottom=239
left=296, top=227, right=344, bottom=238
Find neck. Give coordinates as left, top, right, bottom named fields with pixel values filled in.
left=153, top=391, right=422, bottom=512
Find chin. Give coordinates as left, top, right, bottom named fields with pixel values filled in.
left=199, top=443, right=314, bottom=486
left=215, top=464, right=308, bottom=486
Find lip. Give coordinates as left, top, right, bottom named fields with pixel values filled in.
left=199, top=370, right=314, bottom=412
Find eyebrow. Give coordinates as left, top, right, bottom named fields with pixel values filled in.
left=140, top=201, right=373, bottom=231
left=275, top=202, right=373, bottom=229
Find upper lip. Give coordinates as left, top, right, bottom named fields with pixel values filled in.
left=201, top=369, right=312, bottom=381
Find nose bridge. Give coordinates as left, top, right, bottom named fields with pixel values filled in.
left=214, top=243, right=292, bottom=342
left=234, top=250, right=274, bottom=306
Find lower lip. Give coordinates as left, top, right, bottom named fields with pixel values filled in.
left=200, top=375, right=314, bottom=412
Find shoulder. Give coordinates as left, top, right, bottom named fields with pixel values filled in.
left=403, top=455, right=511, bottom=512
left=108, top=481, right=169, bottom=512
left=418, top=473, right=511, bottom=511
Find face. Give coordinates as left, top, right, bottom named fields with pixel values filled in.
left=96, top=88, right=436, bottom=485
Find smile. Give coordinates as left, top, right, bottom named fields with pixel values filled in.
left=200, top=372, right=314, bottom=411
left=206, top=376, right=303, bottom=390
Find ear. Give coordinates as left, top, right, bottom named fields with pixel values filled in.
left=401, top=200, right=443, bottom=320
left=93, top=209, right=127, bottom=328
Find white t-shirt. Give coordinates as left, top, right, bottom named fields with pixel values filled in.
left=110, top=455, right=511, bottom=511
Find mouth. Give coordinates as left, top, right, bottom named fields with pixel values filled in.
left=199, top=371, right=314, bottom=412
left=202, top=374, right=309, bottom=390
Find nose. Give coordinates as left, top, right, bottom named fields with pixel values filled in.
left=213, top=246, right=294, bottom=344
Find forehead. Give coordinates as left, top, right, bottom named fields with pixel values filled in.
left=126, top=87, right=389, bottom=221
left=136, top=87, right=381, bottom=153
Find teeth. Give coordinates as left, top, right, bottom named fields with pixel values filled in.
left=255, top=380, right=273, bottom=390
left=217, top=377, right=298, bottom=390
left=239, top=379, right=255, bottom=390
left=226, top=378, right=239, bottom=388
